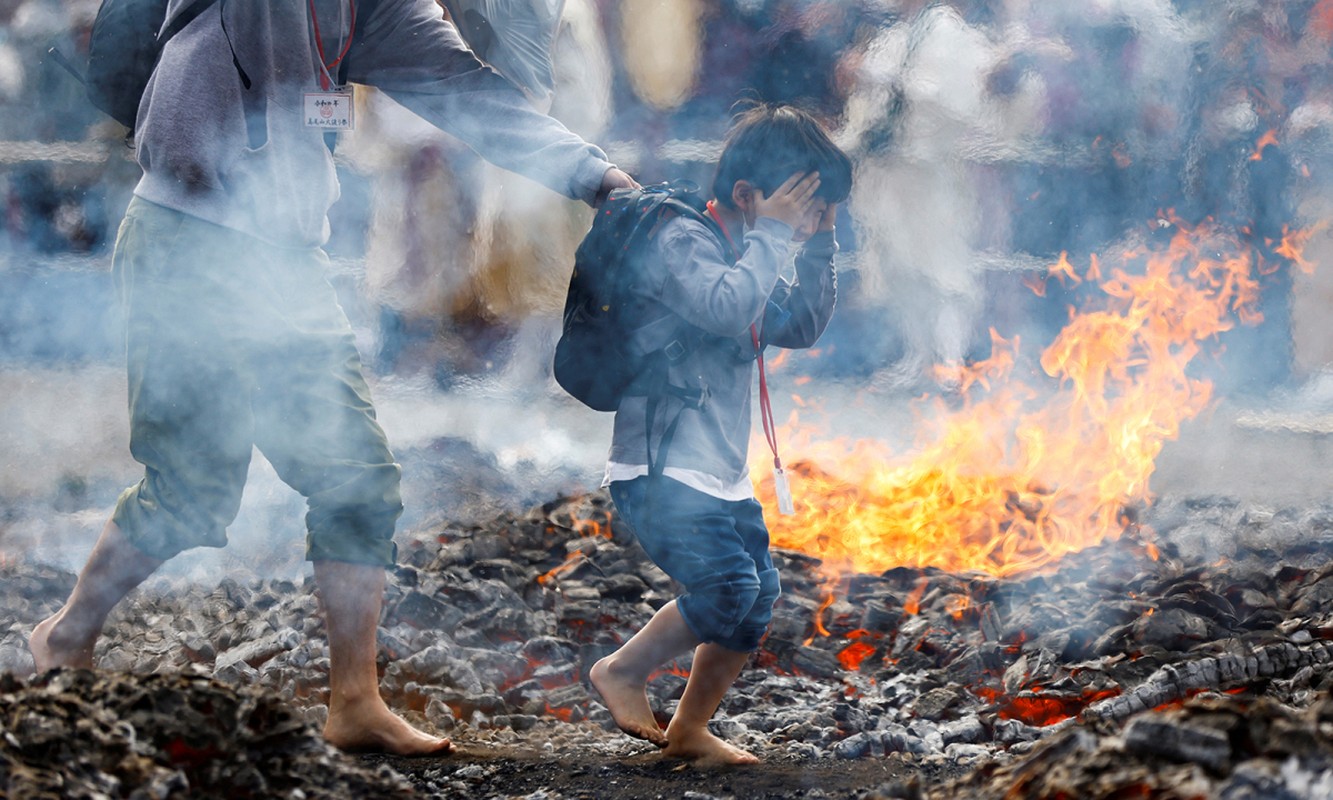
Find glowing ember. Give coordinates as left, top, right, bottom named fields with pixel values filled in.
left=544, top=702, right=575, bottom=722
left=837, top=640, right=877, bottom=671
left=756, top=215, right=1313, bottom=578
left=536, top=552, right=588, bottom=585
left=995, top=687, right=1124, bottom=727
left=648, top=661, right=691, bottom=682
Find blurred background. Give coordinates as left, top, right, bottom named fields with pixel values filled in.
left=4, top=0, right=1333, bottom=576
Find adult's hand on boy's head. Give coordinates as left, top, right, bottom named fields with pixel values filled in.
left=594, top=167, right=639, bottom=207
left=753, top=171, right=821, bottom=231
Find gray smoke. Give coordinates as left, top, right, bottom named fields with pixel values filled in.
left=2, top=0, right=1332, bottom=582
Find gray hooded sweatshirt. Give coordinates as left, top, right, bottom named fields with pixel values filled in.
left=137, top=0, right=614, bottom=248
left=608, top=215, right=838, bottom=488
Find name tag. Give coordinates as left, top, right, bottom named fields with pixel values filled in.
left=303, top=90, right=355, bottom=131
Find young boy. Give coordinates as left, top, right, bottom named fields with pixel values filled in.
left=589, top=103, right=853, bottom=764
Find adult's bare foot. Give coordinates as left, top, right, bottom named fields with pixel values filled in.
left=27, top=519, right=161, bottom=675
left=324, top=695, right=453, bottom=756
left=28, top=609, right=96, bottom=673
left=589, top=656, right=668, bottom=747
left=662, top=727, right=759, bottom=766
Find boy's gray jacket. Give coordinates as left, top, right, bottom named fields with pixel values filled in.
left=137, top=0, right=614, bottom=248
left=609, top=216, right=838, bottom=486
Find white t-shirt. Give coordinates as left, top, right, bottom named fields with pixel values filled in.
left=602, top=461, right=755, bottom=501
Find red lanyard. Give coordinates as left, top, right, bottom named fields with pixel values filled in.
left=705, top=201, right=785, bottom=473
left=750, top=325, right=784, bottom=473
left=309, top=0, right=356, bottom=90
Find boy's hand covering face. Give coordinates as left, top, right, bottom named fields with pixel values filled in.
left=751, top=171, right=821, bottom=233
left=788, top=198, right=831, bottom=243
left=817, top=202, right=839, bottom=234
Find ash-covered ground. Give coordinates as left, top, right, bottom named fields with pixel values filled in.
left=5, top=369, right=1333, bottom=798
left=6, top=485, right=1333, bottom=799
left=7, top=365, right=1333, bottom=800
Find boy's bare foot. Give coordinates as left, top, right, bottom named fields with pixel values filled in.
left=662, top=726, right=759, bottom=766
left=589, top=656, right=668, bottom=747
left=29, top=609, right=96, bottom=672
left=324, top=695, right=454, bottom=756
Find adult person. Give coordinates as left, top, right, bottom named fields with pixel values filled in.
left=28, top=0, right=635, bottom=756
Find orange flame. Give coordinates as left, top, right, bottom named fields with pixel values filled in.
left=1249, top=129, right=1279, bottom=161
left=813, top=591, right=835, bottom=637
left=944, top=593, right=971, bottom=622
left=1272, top=222, right=1324, bottom=275
left=903, top=576, right=930, bottom=616
left=573, top=512, right=613, bottom=539
left=756, top=215, right=1314, bottom=579
left=537, top=551, right=588, bottom=585
left=1050, top=250, right=1081, bottom=287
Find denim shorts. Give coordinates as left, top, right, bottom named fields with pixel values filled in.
left=109, top=197, right=402, bottom=566
left=610, top=476, right=781, bottom=652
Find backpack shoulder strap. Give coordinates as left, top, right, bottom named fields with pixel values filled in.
left=337, top=0, right=382, bottom=86
left=160, top=0, right=221, bottom=43
left=659, top=190, right=737, bottom=266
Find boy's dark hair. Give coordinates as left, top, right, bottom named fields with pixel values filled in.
left=711, top=102, right=853, bottom=210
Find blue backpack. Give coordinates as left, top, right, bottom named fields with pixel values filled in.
left=81, top=0, right=220, bottom=130
left=553, top=181, right=724, bottom=413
